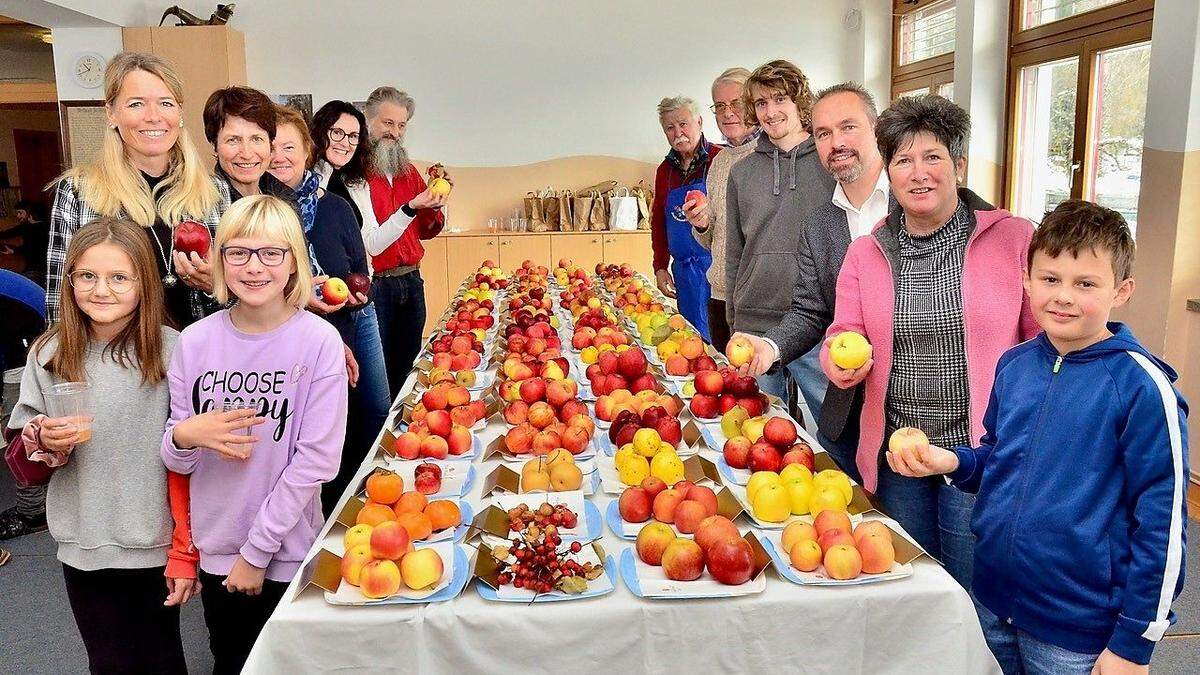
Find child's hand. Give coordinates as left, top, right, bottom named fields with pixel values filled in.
left=224, top=555, right=267, bottom=596
left=823, top=336, right=873, bottom=389
left=164, top=576, right=201, bottom=606
left=39, top=416, right=92, bottom=454
left=1090, top=649, right=1147, bottom=674
left=886, top=439, right=958, bottom=477
left=172, top=408, right=262, bottom=460
left=306, top=276, right=349, bottom=315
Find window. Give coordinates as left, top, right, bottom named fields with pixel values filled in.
left=1004, top=0, right=1152, bottom=231
left=892, top=0, right=955, bottom=102
left=1020, top=0, right=1127, bottom=30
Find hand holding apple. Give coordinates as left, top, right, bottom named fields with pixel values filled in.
left=409, top=184, right=448, bottom=211
left=172, top=250, right=214, bottom=292
left=727, top=332, right=776, bottom=377
left=305, top=276, right=349, bottom=314
left=682, top=191, right=710, bottom=231
left=822, top=335, right=873, bottom=389
left=886, top=427, right=958, bottom=477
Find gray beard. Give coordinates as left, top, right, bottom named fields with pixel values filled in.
left=371, top=139, right=410, bottom=176
left=829, top=156, right=865, bottom=184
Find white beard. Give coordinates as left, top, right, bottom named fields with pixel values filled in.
left=371, top=139, right=410, bottom=176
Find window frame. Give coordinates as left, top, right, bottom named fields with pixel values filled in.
left=891, top=0, right=956, bottom=101
left=1002, top=0, right=1153, bottom=213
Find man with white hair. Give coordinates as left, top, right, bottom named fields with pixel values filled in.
left=650, top=95, right=722, bottom=338
left=362, top=86, right=447, bottom=398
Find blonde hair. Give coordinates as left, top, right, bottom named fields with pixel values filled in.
left=34, top=218, right=167, bottom=384
left=59, top=52, right=218, bottom=228
left=713, top=67, right=751, bottom=89
left=211, top=195, right=313, bottom=308
left=657, top=96, right=699, bottom=119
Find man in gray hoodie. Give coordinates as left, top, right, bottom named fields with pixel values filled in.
left=725, top=59, right=836, bottom=420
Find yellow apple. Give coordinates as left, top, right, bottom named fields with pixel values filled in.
left=746, top=470, right=782, bottom=503
left=751, top=483, right=791, bottom=523
left=829, top=331, right=871, bottom=370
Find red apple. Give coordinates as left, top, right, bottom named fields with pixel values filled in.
left=346, top=272, right=371, bottom=297
left=780, top=443, right=815, bottom=471
left=763, top=417, right=798, bottom=449
left=747, top=441, right=781, bottom=473
left=619, top=487, right=652, bottom=523
left=706, top=536, right=754, bottom=585
left=173, top=220, right=211, bottom=258
left=723, top=436, right=752, bottom=469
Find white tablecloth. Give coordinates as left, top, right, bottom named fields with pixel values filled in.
left=244, top=371, right=1000, bottom=674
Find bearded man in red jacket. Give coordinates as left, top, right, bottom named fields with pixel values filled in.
left=362, top=86, right=447, bottom=398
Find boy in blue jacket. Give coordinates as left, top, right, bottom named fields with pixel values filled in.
left=887, top=200, right=1187, bottom=674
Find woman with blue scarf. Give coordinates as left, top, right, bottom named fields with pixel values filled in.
left=269, top=104, right=390, bottom=516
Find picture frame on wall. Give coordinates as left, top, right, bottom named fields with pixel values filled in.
left=59, top=100, right=108, bottom=168
left=273, top=94, right=313, bottom=119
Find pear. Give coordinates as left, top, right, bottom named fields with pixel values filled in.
left=720, top=406, right=750, bottom=439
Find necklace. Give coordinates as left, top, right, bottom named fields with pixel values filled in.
left=148, top=224, right=177, bottom=288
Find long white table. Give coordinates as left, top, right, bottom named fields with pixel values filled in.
left=243, top=366, right=1000, bottom=674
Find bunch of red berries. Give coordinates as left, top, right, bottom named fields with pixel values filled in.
left=495, top=523, right=598, bottom=594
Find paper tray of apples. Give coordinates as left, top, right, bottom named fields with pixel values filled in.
left=594, top=452, right=710, bottom=495
left=379, top=460, right=476, bottom=499
left=618, top=546, right=766, bottom=599
left=479, top=492, right=602, bottom=548
left=325, top=541, right=471, bottom=605
left=760, top=516, right=915, bottom=586
left=603, top=481, right=724, bottom=540
left=500, top=457, right=602, bottom=496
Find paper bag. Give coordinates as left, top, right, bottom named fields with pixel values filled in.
left=572, top=192, right=594, bottom=231
left=608, top=186, right=638, bottom=231
left=588, top=191, right=608, bottom=231
left=558, top=190, right=574, bottom=232
left=540, top=187, right=559, bottom=232
left=631, top=181, right=653, bottom=230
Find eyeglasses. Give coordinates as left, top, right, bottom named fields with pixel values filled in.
left=220, top=246, right=290, bottom=267
left=709, top=102, right=743, bottom=115
left=327, top=128, right=361, bottom=146
left=68, top=270, right=138, bottom=294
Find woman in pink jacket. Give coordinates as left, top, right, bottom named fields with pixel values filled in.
left=820, top=96, right=1038, bottom=588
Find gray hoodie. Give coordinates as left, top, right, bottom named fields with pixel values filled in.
left=724, top=133, right=836, bottom=334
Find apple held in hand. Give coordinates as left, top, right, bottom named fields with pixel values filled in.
left=685, top=189, right=708, bottom=211
left=888, top=427, right=929, bottom=455
left=320, top=277, right=350, bottom=305
left=429, top=177, right=452, bottom=198
left=173, top=220, right=211, bottom=259
left=726, top=336, right=754, bottom=368
left=829, top=331, right=871, bottom=370
left=346, top=272, right=371, bottom=297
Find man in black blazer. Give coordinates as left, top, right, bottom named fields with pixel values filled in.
left=730, top=83, right=892, bottom=482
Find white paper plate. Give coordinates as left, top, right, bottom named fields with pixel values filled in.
left=323, top=541, right=467, bottom=605
left=759, top=522, right=915, bottom=586
left=478, top=549, right=617, bottom=602
left=377, top=460, right=477, bottom=499
left=619, top=547, right=766, bottom=599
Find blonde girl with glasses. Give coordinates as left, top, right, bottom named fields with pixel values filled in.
left=162, top=194, right=347, bottom=674
left=6, top=218, right=199, bottom=674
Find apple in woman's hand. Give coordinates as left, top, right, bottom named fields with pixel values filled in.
left=173, top=220, right=211, bottom=259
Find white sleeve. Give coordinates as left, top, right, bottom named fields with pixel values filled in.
left=360, top=206, right=415, bottom=257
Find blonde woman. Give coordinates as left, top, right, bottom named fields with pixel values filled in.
left=48, top=51, right=230, bottom=328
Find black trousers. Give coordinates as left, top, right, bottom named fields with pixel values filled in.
left=707, top=298, right=732, bottom=354
left=198, top=570, right=289, bottom=675
left=61, top=564, right=187, bottom=675
left=372, top=271, right=426, bottom=399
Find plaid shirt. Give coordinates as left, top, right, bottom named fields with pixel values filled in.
left=885, top=200, right=973, bottom=448
left=47, top=175, right=231, bottom=324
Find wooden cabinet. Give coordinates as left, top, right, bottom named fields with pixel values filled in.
left=445, top=235, right=498, bottom=294
left=551, top=232, right=605, bottom=272
left=498, top=234, right=551, bottom=271
left=603, top=232, right=654, bottom=278
left=419, top=237, right=449, bottom=336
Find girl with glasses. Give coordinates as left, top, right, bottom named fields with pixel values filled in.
left=162, top=195, right=347, bottom=674
left=7, top=219, right=199, bottom=673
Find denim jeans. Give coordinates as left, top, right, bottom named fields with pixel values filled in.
left=755, top=343, right=825, bottom=428
left=351, top=303, right=391, bottom=428
left=817, top=429, right=862, bottom=485
left=875, top=460, right=976, bottom=588
left=974, top=596, right=1101, bottom=674
left=373, top=271, right=426, bottom=399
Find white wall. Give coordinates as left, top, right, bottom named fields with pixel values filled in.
left=44, top=0, right=866, bottom=166
left=50, top=27, right=123, bottom=101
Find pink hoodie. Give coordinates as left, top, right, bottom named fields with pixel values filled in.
left=821, top=204, right=1039, bottom=492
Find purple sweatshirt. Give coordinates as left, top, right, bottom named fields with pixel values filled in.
left=161, top=309, right=347, bottom=582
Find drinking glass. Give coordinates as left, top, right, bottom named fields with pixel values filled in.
left=44, top=382, right=93, bottom=442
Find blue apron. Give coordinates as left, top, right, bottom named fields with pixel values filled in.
left=665, top=178, right=713, bottom=340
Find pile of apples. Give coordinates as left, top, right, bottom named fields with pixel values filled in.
left=661, top=335, right=719, bottom=377
left=429, top=333, right=485, bottom=372
left=341, top=476, right=458, bottom=599
left=586, top=348, right=658, bottom=396
left=595, top=262, right=635, bottom=288
left=612, top=279, right=667, bottom=317
left=687, top=368, right=769, bottom=420
left=636, top=515, right=756, bottom=585
left=619, top=478, right=717, bottom=531
left=745, top=466, right=853, bottom=523
left=594, top=389, right=683, bottom=423
left=721, top=413, right=815, bottom=474
left=444, top=298, right=496, bottom=332
left=510, top=259, right=551, bottom=286
left=502, top=321, right=563, bottom=361
left=552, top=258, right=591, bottom=286
left=469, top=259, right=509, bottom=291
left=411, top=383, right=489, bottom=429
left=501, top=378, right=596, bottom=457
left=497, top=356, right=571, bottom=394
left=781, top=512, right=897, bottom=580
left=422, top=364, right=478, bottom=389
left=574, top=328, right=635, bottom=367
left=518, top=448, right=584, bottom=492
left=394, top=409, right=474, bottom=460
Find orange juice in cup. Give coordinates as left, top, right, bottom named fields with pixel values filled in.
left=45, top=382, right=93, bottom=443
